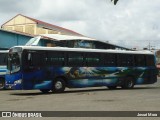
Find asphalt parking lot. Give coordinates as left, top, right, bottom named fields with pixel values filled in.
left=0, top=78, right=160, bottom=119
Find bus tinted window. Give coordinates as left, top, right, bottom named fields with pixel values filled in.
left=34, top=52, right=45, bottom=66
left=146, top=55, right=155, bottom=66
left=117, top=54, right=134, bottom=67
left=117, top=54, right=127, bottom=67
left=25, top=51, right=45, bottom=67
left=126, top=54, right=135, bottom=66
left=46, top=51, right=65, bottom=66
left=104, top=53, right=116, bottom=66
left=0, top=53, right=7, bottom=65
left=85, top=53, right=100, bottom=66
left=135, top=55, right=145, bottom=66
left=67, top=52, right=84, bottom=66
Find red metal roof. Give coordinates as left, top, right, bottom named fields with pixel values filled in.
left=2, top=14, right=83, bottom=36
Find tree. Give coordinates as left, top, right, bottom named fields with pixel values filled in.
left=111, top=0, right=119, bottom=5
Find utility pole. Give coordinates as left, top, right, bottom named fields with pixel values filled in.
left=148, top=40, right=155, bottom=51
left=149, top=41, right=151, bottom=51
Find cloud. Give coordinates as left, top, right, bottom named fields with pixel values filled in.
left=38, top=0, right=88, bottom=22
left=0, top=0, right=42, bottom=24
left=0, top=0, right=41, bottom=14
left=0, top=0, right=160, bottom=49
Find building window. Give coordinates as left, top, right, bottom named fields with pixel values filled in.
left=25, top=25, right=34, bottom=34
left=15, top=26, right=23, bottom=32
left=37, top=27, right=46, bottom=34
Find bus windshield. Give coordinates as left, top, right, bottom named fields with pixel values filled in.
left=7, top=53, right=20, bottom=73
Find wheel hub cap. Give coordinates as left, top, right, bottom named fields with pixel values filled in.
left=55, top=81, right=62, bottom=89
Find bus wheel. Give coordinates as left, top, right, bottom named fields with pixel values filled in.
left=121, top=77, right=135, bottom=89
left=52, top=78, right=66, bottom=93
left=40, top=89, right=50, bottom=93
left=107, top=86, right=117, bottom=90
left=0, top=78, right=5, bottom=90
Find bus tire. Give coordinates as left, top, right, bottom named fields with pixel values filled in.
left=52, top=78, right=66, bottom=93
left=40, top=89, right=50, bottom=93
left=107, top=86, right=117, bottom=89
left=121, top=76, right=135, bottom=89
left=0, top=78, right=5, bottom=90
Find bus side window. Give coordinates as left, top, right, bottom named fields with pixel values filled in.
left=146, top=55, right=155, bottom=66
left=85, top=52, right=100, bottom=67
left=117, top=54, right=127, bottom=67
left=46, top=51, right=65, bottom=66
left=25, top=51, right=45, bottom=67
left=135, top=55, right=146, bottom=67
left=0, top=53, right=7, bottom=65
left=4, top=53, right=8, bottom=65
left=117, top=54, right=135, bottom=67
left=67, top=52, right=84, bottom=67
left=104, top=53, right=116, bottom=67
left=33, top=52, right=45, bottom=67
left=126, top=54, right=134, bottom=66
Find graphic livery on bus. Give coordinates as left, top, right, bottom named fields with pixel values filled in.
left=5, top=46, right=157, bottom=93
left=0, top=50, right=8, bottom=89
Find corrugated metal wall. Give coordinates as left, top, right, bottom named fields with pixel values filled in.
left=0, top=30, right=32, bottom=49
left=0, top=30, right=48, bottom=50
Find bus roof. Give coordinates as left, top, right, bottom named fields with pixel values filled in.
left=40, top=34, right=96, bottom=41
left=10, top=46, right=154, bottom=55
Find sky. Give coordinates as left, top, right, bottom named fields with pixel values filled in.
left=0, top=0, right=160, bottom=49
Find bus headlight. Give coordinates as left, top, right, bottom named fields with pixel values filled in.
left=14, top=79, right=22, bottom=84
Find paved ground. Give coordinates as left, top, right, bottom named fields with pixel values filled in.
left=0, top=78, right=160, bottom=120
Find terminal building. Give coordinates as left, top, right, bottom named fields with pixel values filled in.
left=1, top=14, right=82, bottom=36
left=0, top=14, right=130, bottom=50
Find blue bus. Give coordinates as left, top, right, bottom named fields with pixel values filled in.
left=0, top=50, right=8, bottom=89
left=5, top=46, right=157, bottom=93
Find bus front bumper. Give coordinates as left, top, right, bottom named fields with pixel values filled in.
left=5, top=83, right=22, bottom=90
